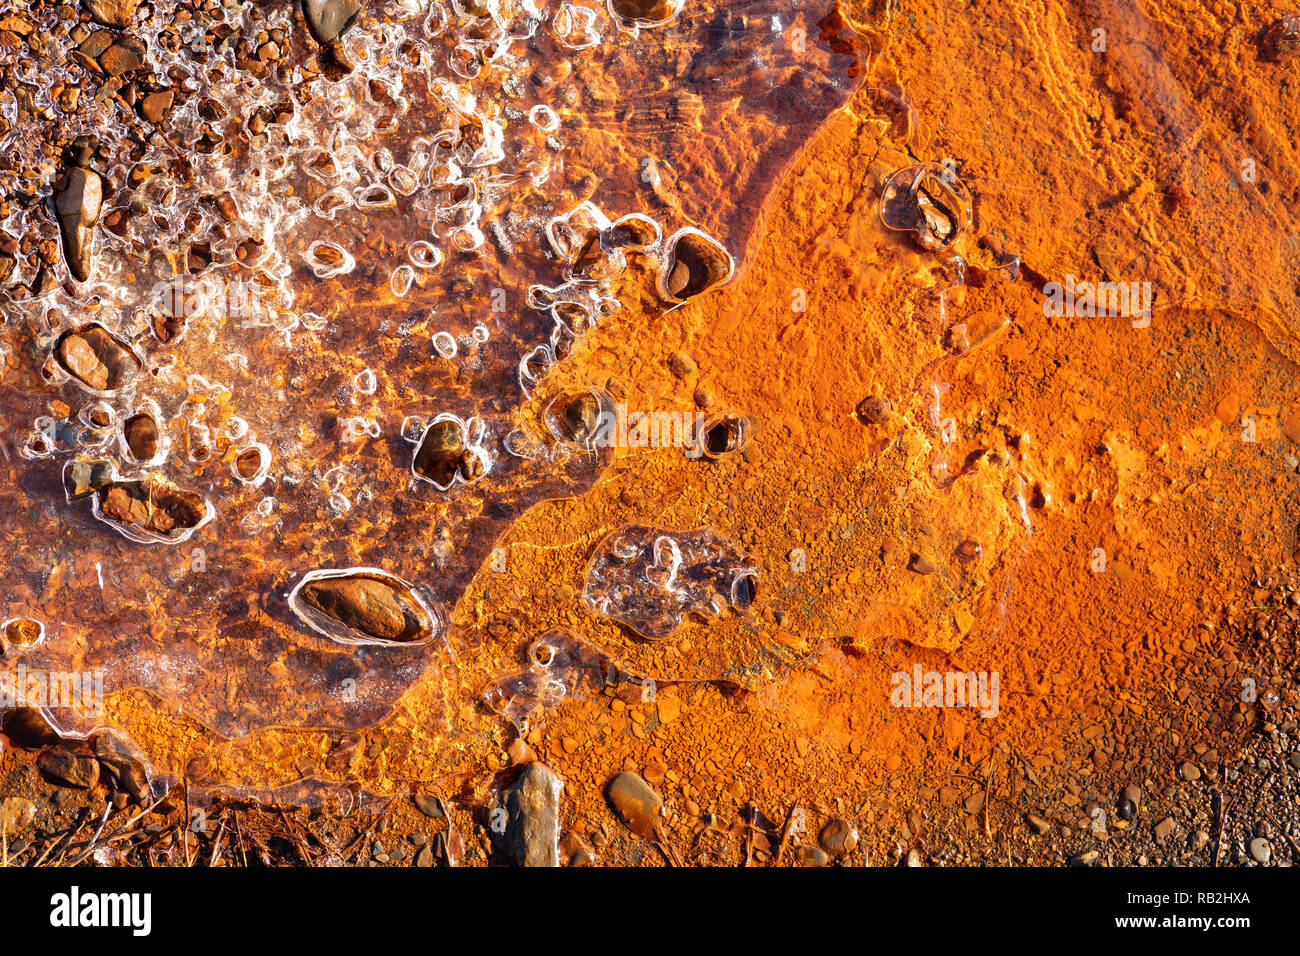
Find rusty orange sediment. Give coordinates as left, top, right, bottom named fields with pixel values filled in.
left=0, top=0, right=1295, bottom=867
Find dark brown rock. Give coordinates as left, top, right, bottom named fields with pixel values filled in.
left=235, top=447, right=265, bottom=481
left=0, top=709, right=61, bottom=747
left=549, top=390, right=601, bottom=444
left=568, top=230, right=607, bottom=279
left=296, top=571, right=434, bottom=644
left=819, top=818, right=859, bottom=855
left=611, top=0, right=677, bottom=24
left=1262, top=16, right=1300, bottom=60
left=605, top=771, right=662, bottom=838
left=122, top=412, right=159, bottom=461
left=796, top=844, right=830, bottom=866
left=559, top=831, right=595, bottom=866
left=412, top=793, right=445, bottom=818
left=91, top=732, right=150, bottom=800
left=38, top=746, right=101, bottom=789
left=151, top=306, right=187, bottom=344
left=603, top=214, right=659, bottom=251
left=664, top=231, right=731, bottom=300
left=856, top=395, right=892, bottom=425
left=700, top=415, right=747, bottom=458
left=412, top=419, right=482, bottom=488
left=96, top=476, right=210, bottom=541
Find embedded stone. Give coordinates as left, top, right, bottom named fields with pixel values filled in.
left=492, top=762, right=564, bottom=867
left=63, top=456, right=116, bottom=499
left=699, top=415, right=748, bottom=458
left=605, top=771, right=662, bottom=838
left=303, top=0, right=363, bottom=46
left=96, top=476, right=210, bottom=542
left=91, top=732, right=150, bottom=800
left=1262, top=16, right=1300, bottom=60
left=235, top=446, right=266, bottom=481
left=295, top=570, right=434, bottom=644
left=151, top=305, right=187, bottom=344
left=3, top=617, right=44, bottom=647
left=38, top=746, right=100, bottom=789
left=83, top=0, right=138, bottom=29
left=0, top=797, right=37, bottom=836
left=122, top=412, right=160, bottom=461
left=413, top=419, right=482, bottom=488
left=54, top=323, right=141, bottom=393
left=664, top=231, right=731, bottom=300
left=611, top=0, right=677, bottom=25
left=547, top=390, right=603, bottom=445
left=55, top=166, right=103, bottom=282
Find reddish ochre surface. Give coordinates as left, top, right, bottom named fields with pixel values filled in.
left=1, top=0, right=1299, bottom=865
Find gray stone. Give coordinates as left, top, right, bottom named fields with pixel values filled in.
left=494, top=762, right=563, bottom=867
left=303, top=0, right=363, bottom=46
left=1249, top=837, right=1271, bottom=865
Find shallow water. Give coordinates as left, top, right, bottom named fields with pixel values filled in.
left=0, top=0, right=861, bottom=793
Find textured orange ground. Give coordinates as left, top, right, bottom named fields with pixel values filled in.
left=6, top=0, right=1300, bottom=864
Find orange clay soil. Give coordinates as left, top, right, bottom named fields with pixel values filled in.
left=15, top=0, right=1300, bottom=863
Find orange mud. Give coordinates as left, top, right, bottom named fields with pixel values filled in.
left=3, top=0, right=1300, bottom=865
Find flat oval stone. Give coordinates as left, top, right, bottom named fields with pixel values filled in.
left=122, top=412, right=160, bottom=461
left=605, top=771, right=662, bottom=839
left=54, top=323, right=141, bottom=393
left=291, top=568, right=437, bottom=646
